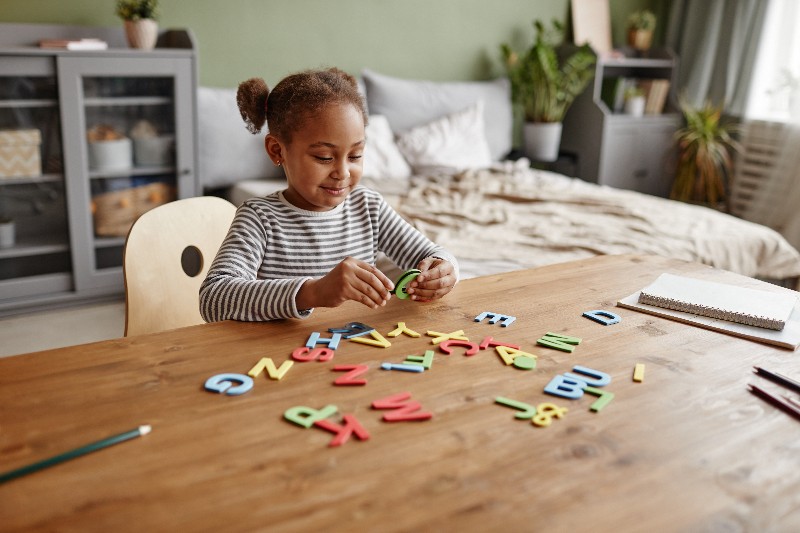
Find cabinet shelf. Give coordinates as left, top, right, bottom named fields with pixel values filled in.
left=0, top=235, right=69, bottom=259
left=89, top=166, right=176, bottom=179
left=0, top=99, right=59, bottom=108
left=84, top=96, right=172, bottom=107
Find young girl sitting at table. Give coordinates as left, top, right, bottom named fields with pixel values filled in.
left=200, top=67, right=459, bottom=322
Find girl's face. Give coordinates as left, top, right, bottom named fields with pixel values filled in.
left=266, top=103, right=365, bottom=212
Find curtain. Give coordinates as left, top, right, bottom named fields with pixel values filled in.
left=737, top=0, right=800, bottom=252
left=666, top=0, right=768, bottom=114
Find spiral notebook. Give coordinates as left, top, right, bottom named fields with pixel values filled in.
left=617, top=273, right=800, bottom=350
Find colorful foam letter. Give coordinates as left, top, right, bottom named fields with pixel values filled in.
left=247, top=357, right=294, bottom=380
left=328, top=322, right=375, bottom=339
left=284, top=404, right=338, bottom=428
left=474, top=311, right=517, bottom=327
left=564, top=365, right=611, bottom=387
left=584, top=386, right=615, bottom=412
left=582, top=310, right=621, bottom=326
left=371, top=392, right=433, bottom=422
left=404, top=350, right=435, bottom=369
left=495, top=397, right=538, bottom=419
left=438, top=339, right=480, bottom=356
left=426, top=330, right=469, bottom=345
left=387, top=321, right=422, bottom=338
left=291, top=346, right=335, bottom=362
left=313, top=414, right=371, bottom=447
left=348, top=329, right=392, bottom=348
left=380, top=362, right=425, bottom=372
left=543, top=375, right=587, bottom=399
left=633, top=363, right=645, bottom=382
left=332, top=365, right=369, bottom=386
left=305, top=332, right=342, bottom=350
left=204, top=373, right=254, bottom=396
left=479, top=336, right=521, bottom=351
left=537, top=332, right=582, bottom=353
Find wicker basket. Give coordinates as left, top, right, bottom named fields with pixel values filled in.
left=92, top=182, right=176, bottom=237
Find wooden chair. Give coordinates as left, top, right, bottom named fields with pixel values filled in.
left=123, top=196, right=237, bottom=336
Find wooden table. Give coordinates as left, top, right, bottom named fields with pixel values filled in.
left=1, top=255, right=799, bottom=531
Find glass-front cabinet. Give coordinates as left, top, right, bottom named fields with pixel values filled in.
left=0, top=57, right=71, bottom=303
left=0, top=25, right=197, bottom=316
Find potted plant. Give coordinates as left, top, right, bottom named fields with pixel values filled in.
left=116, top=0, right=159, bottom=50
left=670, top=97, right=740, bottom=210
left=501, top=19, right=596, bottom=161
left=623, top=85, right=646, bottom=116
left=627, top=10, right=656, bottom=52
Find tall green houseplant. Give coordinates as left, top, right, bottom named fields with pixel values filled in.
left=501, top=19, right=596, bottom=124
left=670, top=98, right=740, bottom=209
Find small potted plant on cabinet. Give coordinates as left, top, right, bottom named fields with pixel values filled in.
left=501, top=19, right=595, bottom=162
left=627, top=10, right=656, bottom=53
left=670, top=98, right=740, bottom=210
left=623, top=85, right=646, bottom=116
left=116, top=0, right=159, bottom=50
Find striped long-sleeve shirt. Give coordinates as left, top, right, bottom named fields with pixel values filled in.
left=200, top=186, right=459, bottom=322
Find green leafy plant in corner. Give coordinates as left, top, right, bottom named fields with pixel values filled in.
left=116, top=0, right=159, bottom=21
left=501, top=19, right=596, bottom=123
left=670, top=97, right=741, bottom=209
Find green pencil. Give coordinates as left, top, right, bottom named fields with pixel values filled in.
left=0, top=425, right=151, bottom=484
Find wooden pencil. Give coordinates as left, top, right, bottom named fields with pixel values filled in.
left=748, top=384, right=800, bottom=422
left=0, top=425, right=151, bottom=484
left=753, top=366, right=800, bottom=394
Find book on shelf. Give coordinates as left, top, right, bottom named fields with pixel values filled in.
left=617, top=273, right=800, bottom=350
left=639, top=79, right=670, bottom=115
left=38, top=38, right=108, bottom=51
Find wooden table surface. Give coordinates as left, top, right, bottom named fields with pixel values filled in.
left=1, top=255, right=799, bottom=532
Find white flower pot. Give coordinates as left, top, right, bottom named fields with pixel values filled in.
left=0, top=219, right=15, bottom=248
left=625, top=96, right=646, bottom=117
left=124, top=19, right=159, bottom=50
left=523, top=122, right=563, bottom=162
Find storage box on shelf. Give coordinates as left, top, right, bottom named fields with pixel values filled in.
left=0, top=129, right=42, bottom=179
left=0, top=23, right=198, bottom=316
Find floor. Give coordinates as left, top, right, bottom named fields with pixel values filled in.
left=0, top=299, right=126, bottom=358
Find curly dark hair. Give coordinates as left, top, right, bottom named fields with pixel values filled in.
left=236, top=68, right=367, bottom=142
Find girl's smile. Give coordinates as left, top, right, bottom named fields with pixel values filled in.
left=266, top=103, right=365, bottom=212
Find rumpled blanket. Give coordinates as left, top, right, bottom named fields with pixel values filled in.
left=367, top=166, right=800, bottom=281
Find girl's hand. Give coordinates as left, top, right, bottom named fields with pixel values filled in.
left=406, top=258, right=456, bottom=302
left=296, top=257, right=394, bottom=310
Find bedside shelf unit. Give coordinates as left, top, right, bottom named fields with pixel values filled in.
left=561, top=47, right=680, bottom=198
left=0, top=23, right=198, bottom=316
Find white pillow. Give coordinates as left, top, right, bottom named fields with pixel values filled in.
left=362, top=115, right=412, bottom=180
left=395, top=101, right=493, bottom=175
left=362, top=69, right=512, bottom=161
left=197, top=86, right=283, bottom=190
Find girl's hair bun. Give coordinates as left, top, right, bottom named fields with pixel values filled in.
left=236, top=77, right=270, bottom=134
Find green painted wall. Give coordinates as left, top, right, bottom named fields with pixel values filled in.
left=0, top=0, right=666, bottom=87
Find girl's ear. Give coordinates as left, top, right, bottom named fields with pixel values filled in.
left=265, top=135, right=284, bottom=166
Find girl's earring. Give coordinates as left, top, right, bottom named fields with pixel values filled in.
left=276, top=160, right=282, bottom=167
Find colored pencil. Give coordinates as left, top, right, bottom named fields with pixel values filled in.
left=748, top=384, right=800, bottom=422
left=752, top=366, right=800, bottom=394
left=0, top=425, right=151, bottom=484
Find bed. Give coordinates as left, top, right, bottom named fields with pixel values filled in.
left=198, top=69, right=800, bottom=285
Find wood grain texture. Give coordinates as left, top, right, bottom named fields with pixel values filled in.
left=1, top=255, right=799, bottom=532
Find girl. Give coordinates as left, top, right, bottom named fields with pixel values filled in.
left=200, top=68, right=459, bottom=322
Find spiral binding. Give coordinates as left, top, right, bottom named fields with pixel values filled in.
left=638, top=292, right=786, bottom=331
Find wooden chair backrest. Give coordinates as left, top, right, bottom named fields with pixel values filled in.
left=123, top=196, right=237, bottom=336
